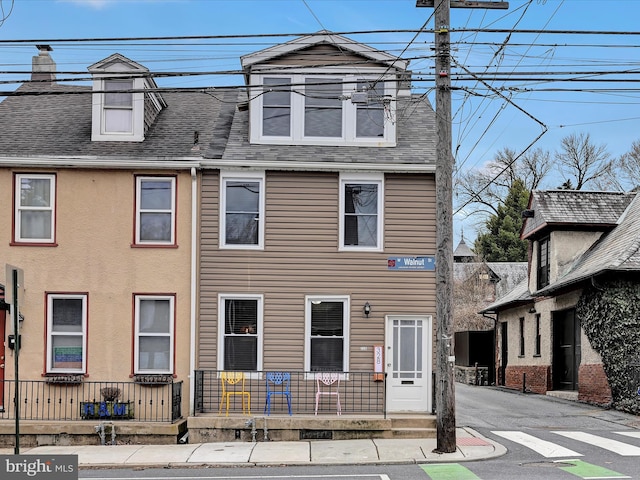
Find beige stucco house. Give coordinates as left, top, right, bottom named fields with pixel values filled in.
left=481, top=190, right=640, bottom=412
left=0, top=46, right=223, bottom=443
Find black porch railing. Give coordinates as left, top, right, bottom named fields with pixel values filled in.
left=194, top=370, right=386, bottom=416
left=0, top=379, right=183, bottom=423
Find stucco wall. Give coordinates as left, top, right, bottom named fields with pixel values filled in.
left=551, top=231, right=603, bottom=281
left=0, top=168, right=194, bottom=386
left=529, top=231, right=603, bottom=292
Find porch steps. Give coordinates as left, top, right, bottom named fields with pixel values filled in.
left=391, top=415, right=437, bottom=439
left=188, top=414, right=438, bottom=442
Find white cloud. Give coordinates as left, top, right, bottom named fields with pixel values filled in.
left=61, top=0, right=112, bottom=8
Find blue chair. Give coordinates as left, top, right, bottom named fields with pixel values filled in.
left=264, top=372, right=292, bottom=416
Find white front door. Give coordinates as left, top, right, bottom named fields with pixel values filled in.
left=385, top=315, right=432, bottom=413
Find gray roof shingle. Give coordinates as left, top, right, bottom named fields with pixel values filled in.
left=208, top=92, right=436, bottom=169
left=0, top=82, right=225, bottom=161
left=537, top=191, right=640, bottom=294
left=484, top=190, right=640, bottom=312
left=522, top=190, right=635, bottom=239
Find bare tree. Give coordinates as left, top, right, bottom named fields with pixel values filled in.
left=453, top=267, right=496, bottom=332
left=455, top=146, right=551, bottom=221
left=617, top=140, right=640, bottom=191
left=555, top=132, right=614, bottom=190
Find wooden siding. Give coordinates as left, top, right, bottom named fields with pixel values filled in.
left=198, top=170, right=437, bottom=371
left=265, top=44, right=376, bottom=66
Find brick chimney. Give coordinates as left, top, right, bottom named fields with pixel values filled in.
left=32, top=45, right=56, bottom=83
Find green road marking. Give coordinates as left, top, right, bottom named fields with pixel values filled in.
left=556, top=459, right=631, bottom=479
left=420, top=463, right=481, bottom=480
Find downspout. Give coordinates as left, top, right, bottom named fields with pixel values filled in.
left=189, top=167, right=198, bottom=415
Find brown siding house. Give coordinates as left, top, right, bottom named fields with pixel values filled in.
left=196, top=32, right=438, bottom=414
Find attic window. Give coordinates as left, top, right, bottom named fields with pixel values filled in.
left=250, top=74, right=396, bottom=147
left=104, top=80, right=133, bottom=133
left=537, top=236, right=550, bottom=289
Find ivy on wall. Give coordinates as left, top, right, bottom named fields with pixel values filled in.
left=576, top=279, right=640, bottom=415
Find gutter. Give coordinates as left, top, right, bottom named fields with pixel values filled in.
left=200, top=159, right=436, bottom=173
left=0, top=156, right=202, bottom=169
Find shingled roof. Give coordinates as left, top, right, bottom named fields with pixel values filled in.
left=0, top=82, right=227, bottom=163
left=205, top=91, right=436, bottom=170
left=483, top=190, right=640, bottom=312
left=536, top=191, right=640, bottom=295
left=522, top=190, right=635, bottom=239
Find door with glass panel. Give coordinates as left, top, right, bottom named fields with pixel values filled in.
left=385, top=315, right=432, bottom=412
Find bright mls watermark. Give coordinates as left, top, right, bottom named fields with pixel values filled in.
left=1, top=455, right=78, bottom=480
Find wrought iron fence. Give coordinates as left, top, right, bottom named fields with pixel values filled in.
left=0, top=379, right=183, bottom=423
left=194, top=370, right=386, bottom=416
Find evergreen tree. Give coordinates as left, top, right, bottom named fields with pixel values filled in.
left=473, top=179, right=529, bottom=262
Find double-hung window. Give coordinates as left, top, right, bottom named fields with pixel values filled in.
left=46, top=294, right=87, bottom=374
left=220, top=173, right=265, bottom=249
left=14, top=173, right=56, bottom=244
left=304, top=77, right=343, bottom=137
left=263, top=77, right=291, bottom=136
left=305, top=296, right=350, bottom=372
left=219, top=295, right=263, bottom=371
left=355, top=80, right=385, bottom=138
left=250, top=74, right=395, bottom=146
left=135, top=176, right=176, bottom=245
left=104, top=79, right=133, bottom=134
left=134, top=295, right=174, bottom=374
left=537, top=236, right=550, bottom=289
left=340, top=174, right=383, bottom=250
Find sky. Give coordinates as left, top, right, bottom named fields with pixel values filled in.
left=2, top=0, right=640, bottom=246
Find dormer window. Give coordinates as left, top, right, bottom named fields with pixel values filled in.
left=250, top=74, right=396, bottom=146
left=537, top=236, right=550, bottom=289
left=304, top=77, right=342, bottom=137
left=104, top=79, right=133, bottom=133
left=89, top=53, right=165, bottom=142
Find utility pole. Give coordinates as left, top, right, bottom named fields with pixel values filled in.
left=416, top=0, right=509, bottom=454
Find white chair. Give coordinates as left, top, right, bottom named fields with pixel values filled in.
left=314, top=372, right=341, bottom=415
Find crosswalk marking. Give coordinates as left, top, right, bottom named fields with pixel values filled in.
left=552, top=431, right=640, bottom=456
left=615, top=431, right=640, bottom=440
left=491, top=431, right=582, bottom=458
left=555, top=459, right=631, bottom=479
left=420, top=463, right=480, bottom=480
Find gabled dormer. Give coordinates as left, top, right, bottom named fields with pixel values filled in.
left=88, top=54, right=166, bottom=142
left=521, top=190, right=635, bottom=292
left=240, top=32, right=410, bottom=147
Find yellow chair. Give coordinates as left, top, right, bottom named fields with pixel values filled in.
left=219, top=372, right=251, bottom=416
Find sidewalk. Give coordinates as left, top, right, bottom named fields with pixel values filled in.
left=0, top=427, right=506, bottom=468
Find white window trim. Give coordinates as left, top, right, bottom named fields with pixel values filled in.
left=134, top=294, right=175, bottom=375
left=304, top=295, right=350, bottom=373
left=91, top=77, right=145, bottom=142
left=46, top=293, right=87, bottom=374
left=217, top=294, right=264, bottom=375
left=219, top=172, right=265, bottom=250
left=15, top=173, right=56, bottom=244
left=339, top=173, right=384, bottom=251
left=249, top=72, right=396, bottom=147
left=135, top=176, right=176, bottom=245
